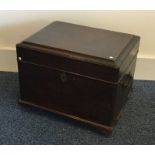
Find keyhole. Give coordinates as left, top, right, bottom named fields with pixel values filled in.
left=60, top=72, right=67, bottom=82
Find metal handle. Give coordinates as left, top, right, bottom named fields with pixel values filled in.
left=122, top=74, right=132, bottom=88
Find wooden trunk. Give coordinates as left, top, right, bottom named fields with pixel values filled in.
left=16, top=21, right=140, bottom=134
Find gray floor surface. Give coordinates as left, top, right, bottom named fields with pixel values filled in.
left=0, top=72, right=154, bottom=144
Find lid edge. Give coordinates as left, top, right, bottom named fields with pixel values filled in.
left=20, top=41, right=119, bottom=69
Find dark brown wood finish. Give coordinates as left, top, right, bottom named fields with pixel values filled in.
left=24, top=21, right=134, bottom=61
left=16, top=21, right=140, bottom=134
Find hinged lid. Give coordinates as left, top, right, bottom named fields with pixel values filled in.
left=23, top=21, right=139, bottom=67
left=18, top=21, right=140, bottom=83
